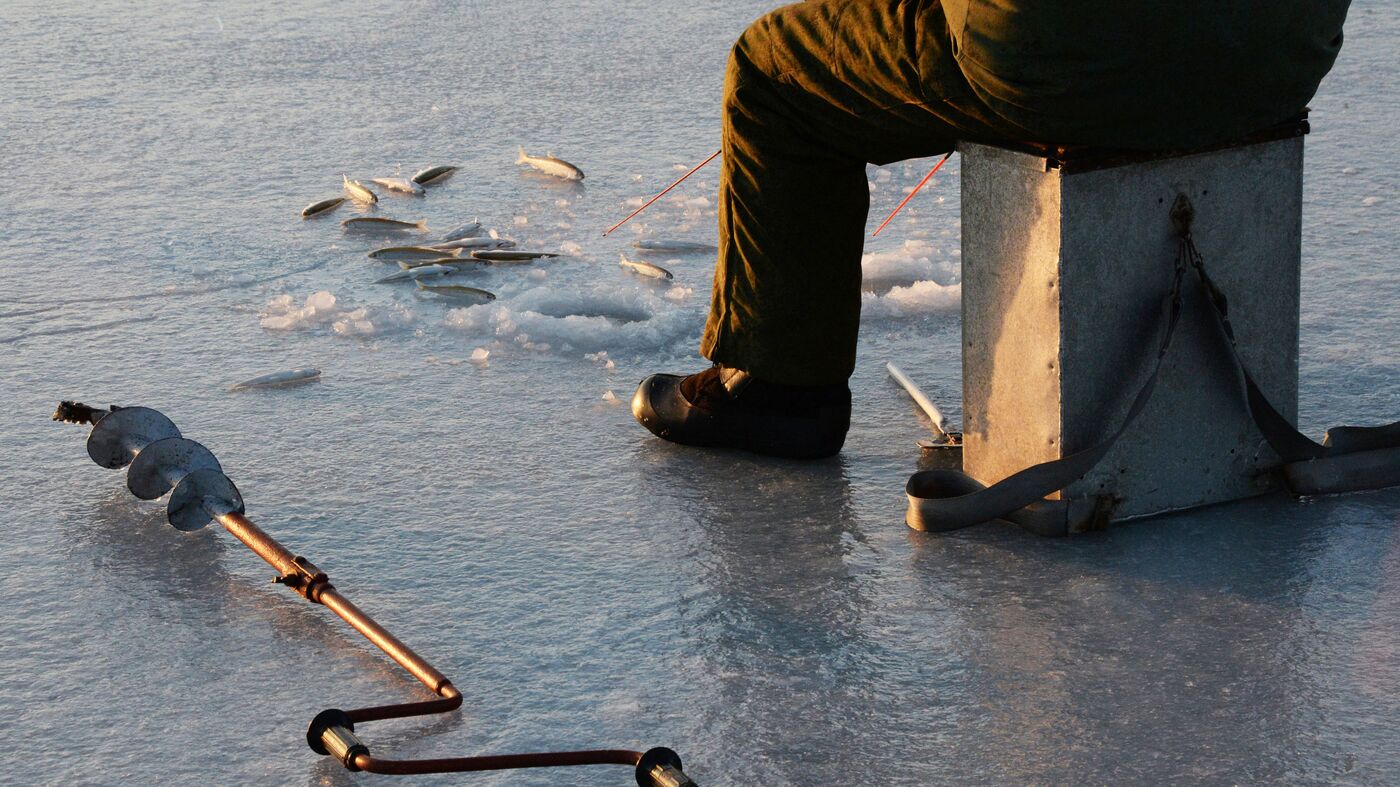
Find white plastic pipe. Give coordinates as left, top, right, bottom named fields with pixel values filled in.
left=886, top=362, right=949, bottom=438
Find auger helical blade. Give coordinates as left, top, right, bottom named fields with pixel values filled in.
left=127, top=436, right=222, bottom=501
left=167, top=468, right=245, bottom=531
left=86, top=406, right=180, bottom=469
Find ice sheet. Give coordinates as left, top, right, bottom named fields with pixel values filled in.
left=3, top=2, right=1399, bottom=785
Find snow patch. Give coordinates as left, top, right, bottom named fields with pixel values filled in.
left=259, top=291, right=415, bottom=336
left=861, top=280, right=961, bottom=318
left=861, top=239, right=957, bottom=290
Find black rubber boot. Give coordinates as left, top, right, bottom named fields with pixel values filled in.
left=630, top=366, right=851, bottom=459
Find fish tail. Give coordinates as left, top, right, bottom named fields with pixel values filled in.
left=415, top=280, right=427, bottom=289
left=398, top=261, right=411, bottom=269
left=416, top=220, right=429, bottom=231
left=516, top=146, right=528, bottom=163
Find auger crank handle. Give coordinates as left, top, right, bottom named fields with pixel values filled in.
left=636, top=747, right=698, bottom=787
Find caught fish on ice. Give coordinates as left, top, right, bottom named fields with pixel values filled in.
left=440, top=220, right=482, bottom=241
left=517, top=146, right=584, bottom=181
left=301, top=197, right=346, bottom=218
left=619, top=254, right=674, bottom=280
left=370, top=177, right=425, bottom=196
left=632, top=239, right=717, bottom=253
left=230, top=368, right=322, bottom=391
left=342, top=175, right=378, bottom=204
left=414, top=281, right=496, bottom=303
left=470, top=249, right=559, bottom=262
left=398, top=258, right=481, bottom=269
left=368, top=246, right=462, bottom=261
left=342, top=217, right=429, bottom=233
left=412, top=165, right=458, bottom=185
left=431, top=236, right=516, bottom=251
left=374, top=264, right=453, bottom=284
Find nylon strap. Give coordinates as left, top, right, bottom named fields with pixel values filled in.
left=906, top=198, right=1400, bottom=535
left=1183, top=235, right=1400, bottom=496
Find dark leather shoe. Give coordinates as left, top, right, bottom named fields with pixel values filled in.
left=631, top=366, right=851, bottom=459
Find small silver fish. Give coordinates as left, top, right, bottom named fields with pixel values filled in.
left=431, top=236, right=517, bottom=251
left=368, top=246, right=462, bottom=261
left=517, top=146, right=584, bottom=181
left=230, top=368, right=321, bottom=391
left=619, top=254, right=674, bottom=280
left=370, top=177, right=425, bottom=196
left=440, top=220, right=482, bottom=241
left=412, top=165, right=458, bottom=185
left=398, top=258, right=478, bottom=269
left=374, top=264, right=453, bottom=284
left=470, top=249, right=559, bottom=262
left=342, top=217, right=429, bottom=233
left=415, top=281, right=496, bottom=303
left=343, top=175, right=378, bottom=204
left=301, top=197, right=346, bottom=218
left=632, top=239, right=716, bottom=253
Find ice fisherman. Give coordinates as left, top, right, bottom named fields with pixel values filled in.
left=631, top=0, right=1350, bottom=459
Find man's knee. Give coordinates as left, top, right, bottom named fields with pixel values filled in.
left=729, top=2, right=822, bottom=85
left=729, top=9, right=779, bottom=85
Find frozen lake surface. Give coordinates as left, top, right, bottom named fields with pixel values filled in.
left=3, top=1, right=1399, bottom=784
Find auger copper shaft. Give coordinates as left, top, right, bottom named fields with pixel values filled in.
left=217, top=510, right=454, bottom=695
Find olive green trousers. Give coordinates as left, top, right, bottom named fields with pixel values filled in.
left=698, top=0, right=1339, bottom=386
left=700, top=0, right=1010, bottom=386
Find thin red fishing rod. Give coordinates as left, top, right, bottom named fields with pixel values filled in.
left=872, top=151, right=953, bottom=237
left=603, top=149, right=720, bottom=236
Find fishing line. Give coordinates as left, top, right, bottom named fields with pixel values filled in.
left=604, top=150, right=720, bottom=236
left=872, top=152, right=953, bottom=237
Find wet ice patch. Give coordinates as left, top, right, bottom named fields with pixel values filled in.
left=527, top=294, right=652, bottom=323
left=259, top=291, right=415, bottom=336
left=443, top=283, right=696, bottom=354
